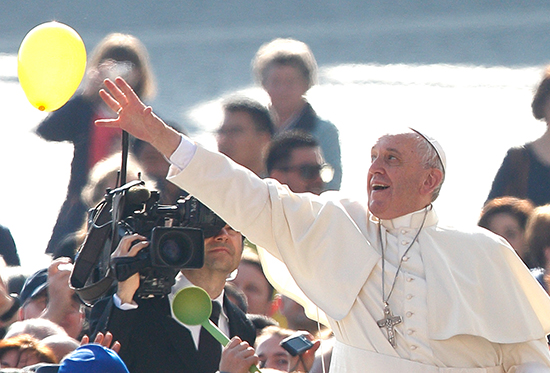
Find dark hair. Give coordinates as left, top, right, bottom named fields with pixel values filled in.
left=247, top=314, right=279, bottom=334
left=525, top=204, right=550, bottom=269
left=222, top=97, right=275, bottom=136
left=224, top=282, right=248, bottom=313
left=266, top=131, right=319, bottom=174
left=478, top=197, right=534, bottom=231
left=531, top=66, right=550, bottom=120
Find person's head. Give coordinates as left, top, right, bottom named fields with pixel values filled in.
left=232, top=249, right=275, bottom=316
left=132, top=121, right=186, bottom=204
left=255, top=326, right=296, bottom=371
left=247, top=314, right=279, bottom=336
left=0, top=334, right=57, bottom=369
left=252, top=38, right=317, bottom=115
left=478, top=197, right=534, bottom=259
left=182, top=206, right=244, bottom=291
left=17, top=259, right=85, bottom=340
left=3, top=266, right=28, bottom=296
left=525, top=204, right=550, bottom=270
left=82, top=152, right=156, bottom=209
left=278, top=295, right=319, bottom=335
left=18, top=269, right=48, bottom=320
left=267, top=131, right=333, bottom=195
left=368, top=129, right=445, bottom=219
left=88, top=33, right=156, bottom=100
left=6, top=319, right=68, bottom=341
left=201, top=224, right=243, bottom=275
left=531, top=65, right=550, bottom=121
left=40, top=335, right=80, bottom=363
left=217, top=97, right=275, bottom=175
left=57, top=344, right=129, bottom=373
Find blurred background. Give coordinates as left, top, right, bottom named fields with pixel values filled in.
left=2, top=1, right=550, bottom=267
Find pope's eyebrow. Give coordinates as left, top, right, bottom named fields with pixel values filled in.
left=385, top=147, right=403, bottom=156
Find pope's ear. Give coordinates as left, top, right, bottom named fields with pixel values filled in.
left=421, top=168, right=443, bottom=195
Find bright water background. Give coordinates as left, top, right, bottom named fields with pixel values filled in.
left=1, top=1, right=550, bottom=269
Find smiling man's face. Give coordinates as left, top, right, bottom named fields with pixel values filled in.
left=367, top=133, right=434, bottom=220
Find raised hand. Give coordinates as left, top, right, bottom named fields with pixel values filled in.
left=81, top=331, right=121, bottom=354
left=96, top=77, right=182, bottom=158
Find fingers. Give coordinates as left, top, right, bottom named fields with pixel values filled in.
left=48, top=257, right=73, bottom=275
left=102, top=77, right=142, bottom=110
left=102, top=331, right=114, bottom=347
left=98, top=89, right=121, bottom=114
left=111, top=340, right=121, bottom=354
left=102, top=78, right=128, bottom=107
left=114, top=77, right=140, bottom=105
left=80, top=335, right=90, bottom=345
left=226, top=336, right=242, bottom=348
left=225, top=337, right=256, bottom=358
left=93, top=331, right=105, bottom=345
left=83, top=332, right=120, bottom=352
left=111, top=234, right=148, bottom=258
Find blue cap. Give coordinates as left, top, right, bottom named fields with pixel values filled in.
left=58, top=344, right=129, bottom=373
left=19, top=268, right=48, bottom=305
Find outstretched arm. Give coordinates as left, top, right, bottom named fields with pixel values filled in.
left=96, top=77, right=182, bottom=158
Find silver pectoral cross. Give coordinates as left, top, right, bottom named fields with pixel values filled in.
left=377, top=302, right=402, bottom=348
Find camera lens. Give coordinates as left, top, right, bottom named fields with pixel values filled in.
left=157, top=231, right=193, bottom=267
left=150, top=227, right=204, bottom=269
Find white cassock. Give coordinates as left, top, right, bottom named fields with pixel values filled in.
left=167, top=142, right=550, bottom=373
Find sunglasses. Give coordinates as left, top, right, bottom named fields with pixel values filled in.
left=276, top=163, right=334, bottom=183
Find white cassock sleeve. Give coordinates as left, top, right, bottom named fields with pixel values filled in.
left=168, top=145, right=379, bottom=321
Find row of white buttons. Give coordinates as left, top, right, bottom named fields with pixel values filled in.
left=403, top=274, right=418, bottom=352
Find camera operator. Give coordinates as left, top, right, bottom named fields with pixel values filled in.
left=92, top=219, right=256, bottom=373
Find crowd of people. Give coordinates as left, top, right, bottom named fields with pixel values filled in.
left=2, top=30, right=550, bottom=373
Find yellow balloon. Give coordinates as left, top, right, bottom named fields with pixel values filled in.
left=18, top=21, right=86, bottom=112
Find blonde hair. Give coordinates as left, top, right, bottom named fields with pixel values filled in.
left=88, top=33, right=156, bottom=100
left=252, top=38, right=318, bottom=89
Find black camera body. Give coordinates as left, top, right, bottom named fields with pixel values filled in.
left=71, top=179, right=226, bottom=302
left=110, top=180, right=227, bottom=298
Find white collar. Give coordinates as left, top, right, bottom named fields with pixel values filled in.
left=376, top=205, right=438, bottom=231
left=169, top=272, right=227, bottom=321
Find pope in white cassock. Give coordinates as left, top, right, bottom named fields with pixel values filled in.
left=97, top=77, right=550, bottom=373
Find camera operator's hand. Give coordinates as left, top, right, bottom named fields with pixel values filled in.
left=112, top=234, right=149, bottom=305
left=218, top=336, right=259, bottom=373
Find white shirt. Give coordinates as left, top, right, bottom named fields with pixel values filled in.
left=114, top=271, right=228, bottom=349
